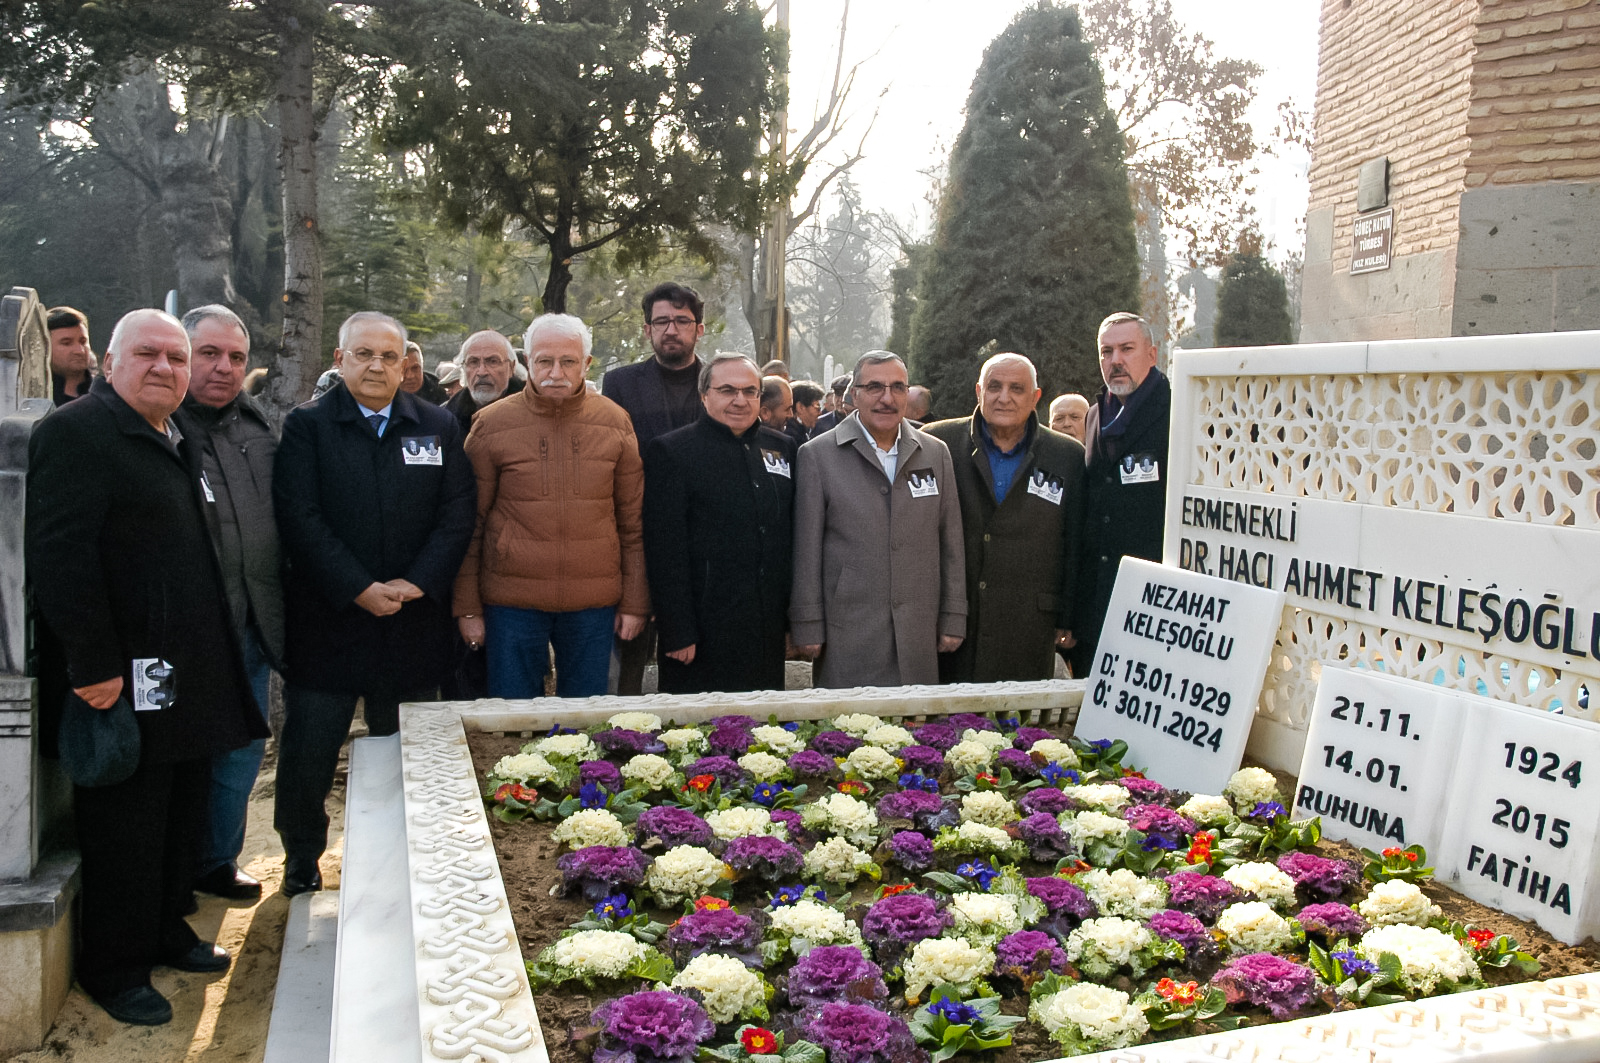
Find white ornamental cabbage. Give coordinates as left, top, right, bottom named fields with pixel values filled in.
left=659, top=728, right=707, bottom=755
left=846, top=745, right=902, bottom=781
left=803, top=836, right=874, bottom=884
left=1224, top=766, right=1280, bottom=811
left=1215, top=901, right=1294, bottom=954
left=1359, top=924, right=1481, bottom=994
left=737, top=751, right=790, bottom=782
left=1223, top=861, right=1299, bottom=910
left=945, top=739, right=995, bottom=776
left=671, top=953, right=765, bottom=1023
left=864, top=723, right=916, bottom=751
left=551, top=809, right=629, bottom=849
left=960, top=790, right=1019, bottom=827
left=963, top=728, right=1012, bottom=754
left=621, top=754, right=678, bottom=791
left=1065, top=917, right=1154, bottom=975
left=950, top=892, right=1023, bottom=943
left=1176, top=793, right=1235, bottom=827
left=705, top=806, right=784, bottom=841
left=1066, top=810, right=1131, bottom=847
left=491, top=752, right=557, bottom=784
left=534, top=733, right=599, bottom=761
left=540, top=930, right=646, bottom=979
left=903, top=937, right=995, bottom=1001
left=952, top=821, right=1014, bottom=854
left=1027, top=739, right=1080, bottom=768
left=606, top=711, right=662, bottom=733
left=815, top=792, right=879, bottom=845
left=1078, top=867, right=1168, bottom=921
left=644, top=845, right=727, bottom=904
left=1357, top=880, right=1442, bottom=927
left=1031, top=983, right=1149, bottom=1050
left=832, top=713, right=884, bottom=737
left=751, top=725, right=805, bottom=756
left=768, top=899, right=864, bottom=951
left=1062, top=783, right=1130, bottom=813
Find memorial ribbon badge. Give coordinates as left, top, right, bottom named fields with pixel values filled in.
left=907, top=470, right=940, bottom=498
left=132, top=657, right=176, bottom=712
left=1120, top=452, right=1160, bottom=485
left=762, top=449, right=791, bottom=478
left=402, top=435, right=443, bottom=465
left=1026, top=469, right=1064, bottom=505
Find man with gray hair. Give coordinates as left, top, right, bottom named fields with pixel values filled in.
left=1066, top=311, right=1169, bottom=675
left=791, top=350, right=966, bottom=686
left=273, top=310, right=476, bottom=896
left=455, top=313, right=647, bottom=698
left=1048, top=392, right=1090, bottom=443
left=924, top=352, right=1085, bottom=682
left=179, top=304, right=283, bottom=902
left=443, top=329, right=523, bottom=432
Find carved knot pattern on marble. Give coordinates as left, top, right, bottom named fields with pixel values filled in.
left=402, top=707, right=543, bottom=1063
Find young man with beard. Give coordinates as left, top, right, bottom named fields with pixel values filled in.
left=601, top=282, right=707, bottom=694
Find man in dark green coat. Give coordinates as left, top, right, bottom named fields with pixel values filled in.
left=923, top=352, right=1085, bottom=682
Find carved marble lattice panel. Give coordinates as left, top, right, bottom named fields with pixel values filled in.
left=1190, top=371, right=1600, bottom=527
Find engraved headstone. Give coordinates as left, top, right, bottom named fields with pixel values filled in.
left=1074, top=557, right=1285, bottom=794
left=1294, top=667, right=1460, bottom=852
left=1437, top=700, right=1600, bottom=945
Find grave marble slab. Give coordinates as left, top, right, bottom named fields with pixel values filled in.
left=1074, top=557, right=1286, bottom=794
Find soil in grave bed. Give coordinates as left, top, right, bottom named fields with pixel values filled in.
left=465, top=728, right=1600, bottom=1063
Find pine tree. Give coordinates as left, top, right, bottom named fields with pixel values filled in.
left=909, top=3, right=1140, bottom=416
left=1213, top=243, right=1293, bottom=347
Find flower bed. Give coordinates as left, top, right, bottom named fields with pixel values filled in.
left=463, top=706, right=1596, bottom=1063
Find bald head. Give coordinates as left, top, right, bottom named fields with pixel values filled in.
left=1049, top=393, right=1090, bottom=442
left=760, top=375, right=793, bottom=427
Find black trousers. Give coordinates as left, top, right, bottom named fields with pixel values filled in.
left=273, top=683, right=431, bottom=864
left=615, top=619, right=657, bottom=696
left=74, top=757, right=209, bottom=996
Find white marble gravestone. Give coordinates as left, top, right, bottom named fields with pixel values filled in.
left=1295, top=666, right=1461, bottom=853
left=1073, top=557, right=1286, bottom=795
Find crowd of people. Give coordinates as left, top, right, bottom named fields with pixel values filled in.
left=24, top=285, right=1170, bottom=1026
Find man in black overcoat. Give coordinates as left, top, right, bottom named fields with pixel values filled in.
left=601, top=281, right=708, bottom=694
left=642, top=354, right=796, bottom=694
left=272, top=311, right=475, bottom=895
left=27, top=309, right=267, bottom=1026
left=923, top=353, right=1085, bottom=683
left=1067, top=312, right=1172, bottom=675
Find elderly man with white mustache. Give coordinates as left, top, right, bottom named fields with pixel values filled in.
left=454, top=313, right=648, bottom=698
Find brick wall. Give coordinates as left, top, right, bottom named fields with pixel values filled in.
left=1306, top=0, right=1478, bottom=269
left=1467, top=0, right=1600, bottom=184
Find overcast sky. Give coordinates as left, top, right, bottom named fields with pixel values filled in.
left=784, top=0, right=1321, bottom=260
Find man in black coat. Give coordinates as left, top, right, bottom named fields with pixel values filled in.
left=27, top=309, right=267, bottom=1026
left=272, top=311, right=476, bottom=896
left=442, top=330, right=524, bottom=433
left=601, top=281, right=707, bottom=694
left=642, top=354, right=796, bottom=694
left=1068, top=312, right=1172, bottom=675
left=924, top=353, right=1085, bottom=683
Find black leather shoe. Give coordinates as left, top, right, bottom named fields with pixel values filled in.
left=282, top=860, right=323, bottom=897
left=162, top=941, right=231, bottom=973
left=90, top=985, right=173, bottom=1026
left=195, top=864, right=263, bottom=901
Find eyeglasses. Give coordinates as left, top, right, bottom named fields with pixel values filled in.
left=709, top=385, right=760, bottom=400
left=345, top=349, right=403, bottom=367
left=853, top=381, right=909, bottom=398
left=649, top=316, right=699, bottom=332
left=463, top=357, right=508, bottom=370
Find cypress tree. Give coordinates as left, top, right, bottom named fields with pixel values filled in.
left=909, top=3, right=1140, bottom=416
left=1213, top=250, right=1294, bottom=346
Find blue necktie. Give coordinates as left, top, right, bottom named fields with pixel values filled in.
left=368, top=413, right=386, bottom=437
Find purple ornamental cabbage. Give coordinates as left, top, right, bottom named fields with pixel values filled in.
left=1164, top=872, right=1248, bottom=923
left=897, top=745, right=946, bottom=775
left=809, top=730, right=863, bottom=756
left=787, top=945, right=889, bottom=1008
left=1124, top=804, right=1198, bottom=845
left=993, top=930, right=1070, bottom=977
left=862, top=893, right=952, bottom=947
left=877, top=789, right=945, bottom=823
left=787, top=750, right=838, bottom=778
left=635, top=806, right=715, bottom=850
left=709, top=714, right=759, bottom=731
left=1276, top=851, right=1360, bottom=900
left=995, top=748, right=1038, bottom=779
left=1212, top=953, right=1322, bottom=1019
left=723, top=835, right=805, bottom=882
left=1012, top=726, right=1054, bottom=750
left=593, top=729, right=664, bottom=757
left=947, top=713, right=998, bottom=733
left=1296, top=902, right=1368, bottom=939
left=886, top=830, right=935, bottom=874
left=1118, top=776, right=1170, bottom=802
left=1148, top=909, right=1210, bottom=952
left=803, top=1003, right=924, bottom=1063
left=681, top=755, right=747, bottom=788
left=663, top=906, right=762, bottom=964
left=1017, top=787, right=1073, bottom=817
left=1017, top=812, right=1076, bottom=862
left=556, top=846, right=653, bottom=902
left=769, top=808, right=810, bottom=846
left=591, top=990, right=715, bottom=1063
left=581, top=759, right=625, bottom=792
left=707, top=726, right=754, bottom=756
left=1026, top=877, right=1097, bottom=919
left=909, top=722, right=961, bottom=751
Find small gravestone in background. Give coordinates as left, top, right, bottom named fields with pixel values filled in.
left=1294, top=667, right=1460, bottom=853
left=1074, top=556, right=1286, bottom=795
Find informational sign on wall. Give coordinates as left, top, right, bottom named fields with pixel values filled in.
left=1075, top=557, right=1285, bottom=795
left=1297, top=666, right=1600, bottom=944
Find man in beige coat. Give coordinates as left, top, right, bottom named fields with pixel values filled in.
left=791, top=351, right=966, bottom=687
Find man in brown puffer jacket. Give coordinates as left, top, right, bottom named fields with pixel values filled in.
left=453, top=313, right=649, bottom=697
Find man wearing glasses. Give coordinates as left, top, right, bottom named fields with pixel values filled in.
left=602, top=282, right=708, bottom=694
left=641, top=354, right=795, bottom=694
left=443, top=330, right=524, bottom=432
left=791, top=350, right=966, bottom=687
left=272, top=311, right=476, bottom=897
